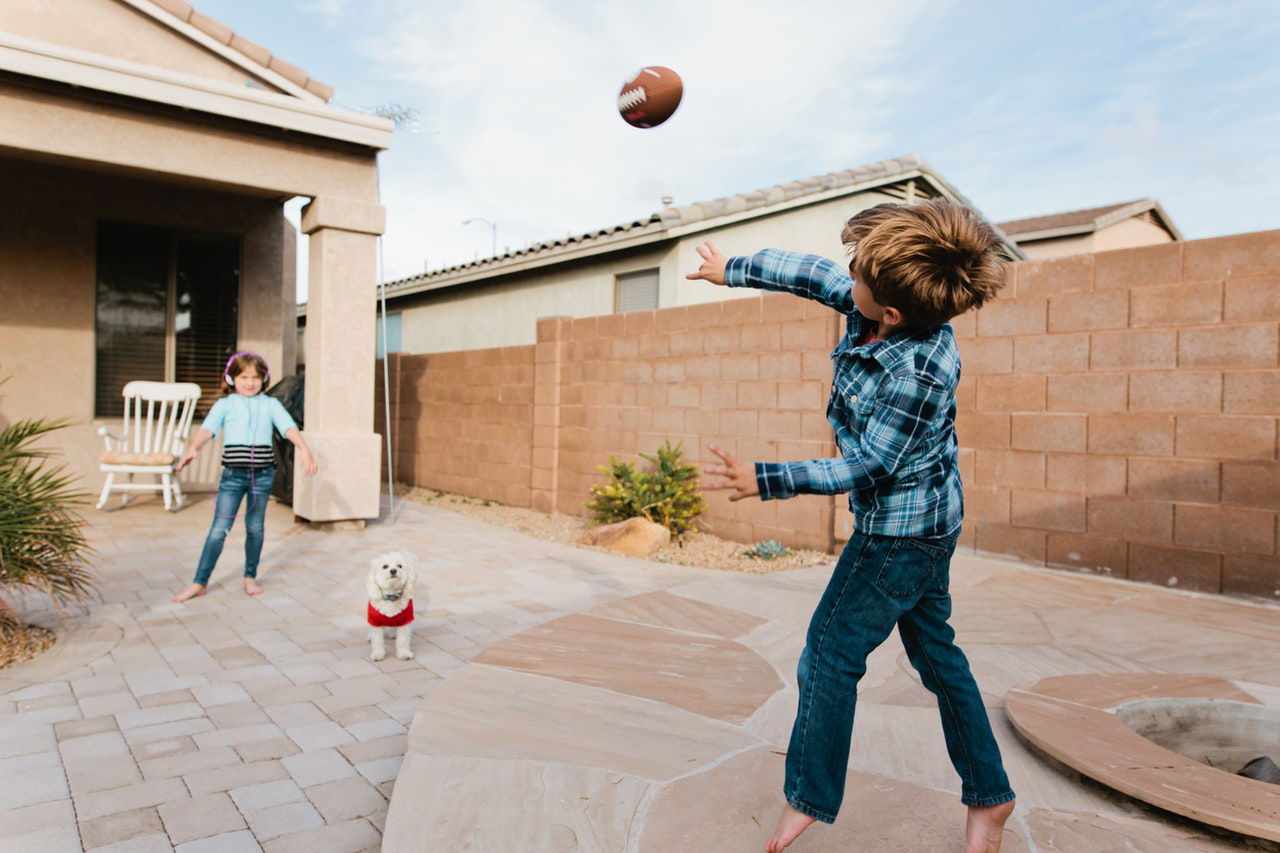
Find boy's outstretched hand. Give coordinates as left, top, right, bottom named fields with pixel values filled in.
left=702, top=443, right=759, bottom=501
left=685, top=241, right=728, bottom=286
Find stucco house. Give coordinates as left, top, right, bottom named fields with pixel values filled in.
left=999, top=198, right=1181, bottom=260
left=316, top=155, right=1022, bottom=356
left=0, top=0, right=392, bottom=522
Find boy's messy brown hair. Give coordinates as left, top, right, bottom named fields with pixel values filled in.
left=842, top=199, right=1009, bottom=328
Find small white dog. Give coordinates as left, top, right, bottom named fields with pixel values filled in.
left=366, top=551, right=419, bottom=661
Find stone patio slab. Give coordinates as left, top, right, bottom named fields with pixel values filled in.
left=5, top=496, right=1280, bottom=850
left=638, top=747, right=1030, bottom=852
left=473, top=611, right=781, bottom=723
left=586, top=589, right=767, bottom=639
left=404, top=664, right=760, bottom=781
left=382, top=754, right=651, bottom=851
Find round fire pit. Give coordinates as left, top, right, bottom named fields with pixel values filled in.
left=1115, top=698, right=1280, bottom=776
left=1005, top=673, right=1280, bottom=843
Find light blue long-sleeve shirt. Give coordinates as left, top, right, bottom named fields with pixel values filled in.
left=199, top=394, right=297, bottom=446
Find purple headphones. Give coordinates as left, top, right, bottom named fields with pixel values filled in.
left=224, top=351, right=270, bottom=387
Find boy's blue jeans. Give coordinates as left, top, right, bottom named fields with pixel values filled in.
left=193, top=466, right=275, bottom=586
left=785, top=530, right=1015, bottom=823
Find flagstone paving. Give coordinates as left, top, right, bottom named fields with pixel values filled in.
left=0, top=495, right=695, bottom=852
left=2, top=493, right=1279, bottom=851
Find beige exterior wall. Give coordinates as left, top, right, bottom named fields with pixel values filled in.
left=400, top=247, right=669, bottom=354
left=1015, top=233, right=1094, bottom=261
left=1017, top=216, right=1175, bottom=260
left=0, top=156, right=294, bottom=493
left=0, top=0, right=288, bottom=94
left=1092, top=216, right=1175, bottom=252
left=392, top=190, right=900, bottom=354
left=2, top=0, right=389, bottom=521
left=0, top=80, right=378, bottom=202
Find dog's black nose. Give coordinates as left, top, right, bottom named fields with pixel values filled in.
left=389, top=568, right=397, bottom=576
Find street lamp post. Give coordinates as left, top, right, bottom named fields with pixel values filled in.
left=462, top=217, right=497, bottom=258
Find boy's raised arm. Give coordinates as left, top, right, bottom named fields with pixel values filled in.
left=686, top=242, right=855, bottom=314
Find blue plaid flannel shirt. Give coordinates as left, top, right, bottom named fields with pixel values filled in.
left=725, top=249, right=963, bottom=538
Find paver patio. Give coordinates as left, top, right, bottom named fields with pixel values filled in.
left=1, top=494, right=1278, bottom=851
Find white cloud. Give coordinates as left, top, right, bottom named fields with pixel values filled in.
left=346, top=0, right=935, bottom=280
left=271, top=0, right=1279, bottom=299
left=293, top=0, right=352, bottom=29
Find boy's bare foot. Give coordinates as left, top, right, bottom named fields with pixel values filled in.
left=965, top=799, right=1015, bottom=853
left=243, top=577, right=263, bottom=596
left=765, top=803, right=816, bottom=852
left=170, top=583, right=206, bottom=603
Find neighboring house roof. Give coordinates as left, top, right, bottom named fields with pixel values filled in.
left=999, top=198, right=1182, bottom=243
left=138, top=0, right=333, bottom=101
left=378, top=154, right=1023, bottom=303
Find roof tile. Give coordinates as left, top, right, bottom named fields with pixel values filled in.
left=304, top=79, right=335, bottom=102
left=379, top=153, right=1016, bottom=297
left=149, top=0, right=193, bottom=21
left=268, top=55, right=309, bottom=87
left=143, top=1, right=333, bottom=99
left=229, top=33, right=270, bottom=67
left=188, top=10, right=233, bottom=45
left=999, top=201, right=1143, bottom=235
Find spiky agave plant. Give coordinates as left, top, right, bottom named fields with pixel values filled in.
left=0, top=412, right=96, bottom=631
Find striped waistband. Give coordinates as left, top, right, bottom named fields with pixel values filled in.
left=221, top=444, right=274, bottom=469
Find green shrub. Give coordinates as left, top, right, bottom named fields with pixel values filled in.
left=0, top=410, right=96, bottom=631
left=585, top=440, right=706, bottom=541
left=744, top=539, right=789, bottom=560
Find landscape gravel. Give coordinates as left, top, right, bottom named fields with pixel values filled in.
left=401, top=486, right=833, bottom=574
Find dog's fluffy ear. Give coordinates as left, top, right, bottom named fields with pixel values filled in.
left=401, top=562, right=416, bottom=600
left=366, top=558, right=383, bottom=601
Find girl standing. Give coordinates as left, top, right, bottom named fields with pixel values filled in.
left=171, top=352, right=317, bottom=602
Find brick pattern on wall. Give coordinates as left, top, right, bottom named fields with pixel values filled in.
left=379, top=346, right=536, bottom=507
left=955, top=230, right=1280, bottom=598
left=380, top=229, right=1280, bottom=599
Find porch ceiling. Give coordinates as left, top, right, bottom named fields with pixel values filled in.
left=0, top=31, right=389, bottom=202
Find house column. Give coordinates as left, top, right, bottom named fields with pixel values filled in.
left=294, top=196, right=385, bottom=522
left=530, top=316, right=569, bottom=514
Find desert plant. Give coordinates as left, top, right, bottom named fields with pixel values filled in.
left=744, top=539, right=789, bottom=560
left=585, top=440, right=706, bottom=540
left=0, top=412, right=96, bottom=631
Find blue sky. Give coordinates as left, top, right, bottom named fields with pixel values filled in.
left=193, top=0, right=1279, bottom=289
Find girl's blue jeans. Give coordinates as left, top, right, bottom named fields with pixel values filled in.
left=193, top=466, right=275, bottom=586
left=785, top=530, right=1015, bottom=823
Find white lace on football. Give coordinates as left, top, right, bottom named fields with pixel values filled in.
left=618, top=87, right=647, bottom=110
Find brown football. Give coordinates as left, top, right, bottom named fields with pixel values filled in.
left=618, top=66, right=683, bottom=128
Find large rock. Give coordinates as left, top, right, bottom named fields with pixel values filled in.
left=578, top=517, right=670, bottom=556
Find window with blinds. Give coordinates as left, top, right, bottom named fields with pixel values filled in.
left=616, top=269, right=659, bottom=313
left=95, top=221, right=240, bottom=418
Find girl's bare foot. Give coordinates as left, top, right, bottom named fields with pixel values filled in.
left=765, top=803, right=816, bottom=852
left=243, top=577, right=263, bottom=596
left=965, top=799, right=1015, bottom=853
left=170, top=583, right=206, bottom=603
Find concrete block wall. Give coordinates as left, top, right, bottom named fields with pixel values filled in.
left=380, top=228, right=1279, bottom=599
left=954, top=230, right=1280, bottom=598
left=527, top=296, right=841, bottom=552
left=379, top=345, right=535, bottom=507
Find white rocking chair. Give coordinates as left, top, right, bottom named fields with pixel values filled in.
left=97, top=381, right=203, bottom=511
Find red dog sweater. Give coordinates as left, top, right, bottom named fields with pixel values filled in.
left=367, top=600, right=414, bottom=627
